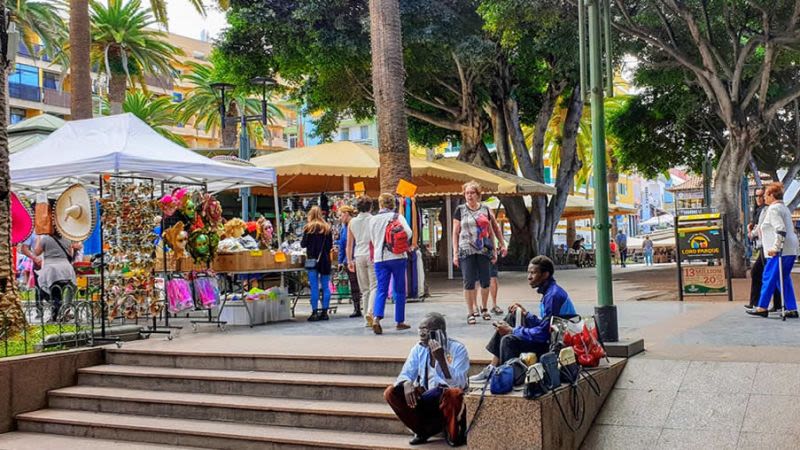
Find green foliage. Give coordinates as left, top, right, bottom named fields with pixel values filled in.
left=121, top=91, right=187, bottom=146
left=9, top=0, right=67, bottom=60
left=2, top=324, right=76, bottom=358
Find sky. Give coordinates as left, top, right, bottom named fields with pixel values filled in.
left=166, top=2, right=227, bottom=41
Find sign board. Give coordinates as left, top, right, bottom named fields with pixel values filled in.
left=396, top=179, right=418, bottom=198
left=353, top=181, right=366, bottom=196
left=678, top=207, right=718, bottom=216
left=682, top=265, right=727, bottom=294
left=677, top=226, right=722, bottom=261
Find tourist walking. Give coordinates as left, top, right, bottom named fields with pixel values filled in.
left=746, top=187, right=781, bottom=310
left=337, top=205, right=362, bottom=318
left=301, top=206, right=334, bottom=322
left=453, top=181, right=502, bottom=325
left=615, top=230, right=628, bottom=267
left=369, top=193, right=413, bottom=334
left=347, top=196, right=378, bottom=327
left=747, top=183, right=799, bottom=318
left=643, top=235, right=654, bottom=266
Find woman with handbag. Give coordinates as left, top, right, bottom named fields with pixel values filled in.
left=34, top=229, right=81, bottom=321
left=301, top=206, right=334, bottom=322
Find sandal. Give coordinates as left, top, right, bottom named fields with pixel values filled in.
left=481, top=308, right=492, bottom=321
left=491, top=306, right=504, bottom=315
left=467, top=315, right=477, bottom=325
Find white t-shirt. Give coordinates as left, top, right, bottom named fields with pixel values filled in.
left=369, top=211, right=413, bottom=263
left=760, top=202, right=799, bottom=256
left=348, top=212, right=373, bottom=258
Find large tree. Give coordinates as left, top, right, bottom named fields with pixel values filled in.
left=369, top=0, right=412, bottom=192
left=612, top=0, right=800, bottom=277
left=0, top=0, right=25, bottom=335
left=69, top=0, right=93, bottom=119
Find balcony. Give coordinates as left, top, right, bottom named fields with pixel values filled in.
left=42, top=88, right=71, bottom=108
left=17, top=42, right=51, bottom=62
left=9, top=83, right=41, bottom=102
left=144, top=75, right=174, bottom=90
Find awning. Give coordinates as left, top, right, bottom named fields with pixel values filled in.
left=561, top=195, right=638, bottom=220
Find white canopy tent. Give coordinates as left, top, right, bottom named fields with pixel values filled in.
left=10, top=113, right=276, bottom=194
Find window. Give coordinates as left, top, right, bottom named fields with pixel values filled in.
left=339, top=128, right=350, bottom=141
left=288, top=134, right=298, bottom=148
left=10, top=108, right=26, bottom=124
left=360, top=125, right=369, bottom=140
left=543, top=167, right=552, bottom=184
left=10, top=64, right=39, bottom=87
left=172, top=92, right=183, bottom=102
left=618, top=183, right=628, bottom=196
left=42, top=72, right=58, bottom=90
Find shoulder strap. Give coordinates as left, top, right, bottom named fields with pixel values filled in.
left=52, top=237, right=74, bottom=263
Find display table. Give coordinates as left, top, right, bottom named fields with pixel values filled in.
left=210, top=267, right=304, bottom=328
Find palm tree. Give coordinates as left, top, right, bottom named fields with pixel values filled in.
left=89, top=0, right=182, bottom=114
left=368, top=0, right=411, bottom=193
left=0, top=0, right=26, bottom=336
left=69, top=0, right=93, bottom=119
left=9, top=0, right=67, bottom=59
left=99, top=90, right=187, bottom=145
left=176, top=61, right=284, bottom=149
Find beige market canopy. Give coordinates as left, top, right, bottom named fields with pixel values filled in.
left=249, top=141, right=555, bottom=197
left=562, top=195, right=637, bottom=220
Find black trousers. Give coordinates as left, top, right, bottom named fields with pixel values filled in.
left=486, top=313, right=549, bottom=363
left=750, top=250, right=782, bottom=308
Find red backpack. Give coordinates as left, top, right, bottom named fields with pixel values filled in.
left=384, top=213, right=410, bottom=255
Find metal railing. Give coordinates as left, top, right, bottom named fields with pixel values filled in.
left=42, top=88, right=71, bottom=108
left=1, top=284, right=98, bottom=359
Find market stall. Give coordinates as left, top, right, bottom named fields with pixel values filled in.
left=10, top=114, right=289, bottom=333
left=250, top=142, right=555, bottom=279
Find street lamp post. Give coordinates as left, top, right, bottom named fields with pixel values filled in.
left=579, top=0, right=618, bottom=342
left=211, top=77, right=275, bottom=220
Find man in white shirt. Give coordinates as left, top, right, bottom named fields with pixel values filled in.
left=384, top=312, right=469, bottom=446
left=368, top=193, right=413, bottom=334
left=347, top=196, right=377, bottom=327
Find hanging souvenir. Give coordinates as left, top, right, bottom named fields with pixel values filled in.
left=11, top=192, right=34, bottom=245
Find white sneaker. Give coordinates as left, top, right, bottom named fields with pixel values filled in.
left=469, top=365, right=494, bottom=384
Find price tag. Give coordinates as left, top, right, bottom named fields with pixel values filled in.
left=274, top=252, right=287, bottom=263
left=249, top=250, right=263, bottom=257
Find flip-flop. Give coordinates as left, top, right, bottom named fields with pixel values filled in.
left=467, top=315, right=477, bottom=325
left=491, top=306, right=504, bottom=315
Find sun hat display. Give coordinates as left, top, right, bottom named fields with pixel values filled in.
left=10, top=192, right=33, bottom=245
left=54, top=184, right=96, bottom=241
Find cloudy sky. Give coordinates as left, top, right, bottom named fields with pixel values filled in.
left=166, top=2, right=227, bottom=41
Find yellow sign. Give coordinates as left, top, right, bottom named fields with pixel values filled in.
left=274, top=251, right=287, bottom=263
left=678, top=213, right=721, bottom=222
left=353, top=181, right=365, bottom=196
left=249, top=250, right=263, bottom=257
left=396, top=179, right=418, bottom=198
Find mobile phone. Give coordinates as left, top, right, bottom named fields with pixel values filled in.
left=429, top=330, right=445, bottom=347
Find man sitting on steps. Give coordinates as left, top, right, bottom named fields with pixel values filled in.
left=470, top=255, right=577, bottom=383
left=384, top=312, right=469, bottom=447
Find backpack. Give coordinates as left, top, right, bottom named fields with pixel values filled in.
left=384, top=213, right=410, bottom=255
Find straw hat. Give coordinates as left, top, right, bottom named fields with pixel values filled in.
left=54, top=184, right=95, bottom=241
left=10, top=192, right=33, bottom=245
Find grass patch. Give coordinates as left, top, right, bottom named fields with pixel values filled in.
left=2, top=324, right=78, bottom=358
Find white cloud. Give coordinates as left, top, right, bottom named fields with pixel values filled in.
left=166, top=2, right=227, bottom=41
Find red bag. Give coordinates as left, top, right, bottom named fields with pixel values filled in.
left=571, top=318, right=606, bottom=367
left=384, top=213, right=409, bottom=255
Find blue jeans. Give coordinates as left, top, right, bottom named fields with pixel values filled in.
left=374, top=258, right=407, bottom=323
left=307, top=269, right=331, bottom=311
left=759, top=255, right=797, bottom=311
left=644, top=249, right=653, bottom=266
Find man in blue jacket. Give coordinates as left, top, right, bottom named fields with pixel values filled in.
left=470, top=255, right=576, bottom=383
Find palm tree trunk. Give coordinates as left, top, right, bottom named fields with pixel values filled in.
left=221, top=101, right=239, bottom=148
left=369, top=0, right=411, bottom=193
left=108, top=74, right=127, bottom=115
left=0, top=22, right=26, bottom=335
left=69, top=0, right=93, bottom=119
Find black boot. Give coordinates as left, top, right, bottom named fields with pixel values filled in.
left=320, top=310, right=330, bottom=321
left=349, top=299, right=362, bottom=318
left=307, top=309, right=321, bottom=322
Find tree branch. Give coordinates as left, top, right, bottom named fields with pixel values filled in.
left=405, top=90, right=460, bottom=116
left=433, top=76, right=460, bottom=97
left=765, top=85, right=800, bottom=121
left=405, top=107, right=462, bottom=132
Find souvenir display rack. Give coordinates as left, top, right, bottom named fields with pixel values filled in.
left=98, top=175, right=165, bottom=339
left=280, top=191, right=358, bottom=245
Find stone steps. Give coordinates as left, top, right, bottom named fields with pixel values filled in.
left=48, top=385, right=407, bottom=435
left=16, top=409, right=450, bottom=449
left=0, top=431, right=203, bottom=449
left=78, top=365, right=394, bottom=403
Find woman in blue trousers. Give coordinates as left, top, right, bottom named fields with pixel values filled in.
left=301, top=206, right=333, bottom=321
left=368, top=193, right=413, bottom=334
left=748, top=182, right=799, bottom=318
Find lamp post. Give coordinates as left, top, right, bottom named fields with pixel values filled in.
left=211, top=77, right=275, bottom=220
left=579, top=0, right=618, bottom=342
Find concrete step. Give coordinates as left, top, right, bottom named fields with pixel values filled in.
left=0, top=431, right=203, bottom=449
left=16, top=409, right=449, bottom=449
left=78, top=365, right=394, bottom=403
left=106, top=349, right=409, bottom=377
left=48, top=386, right=407, bottom=435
